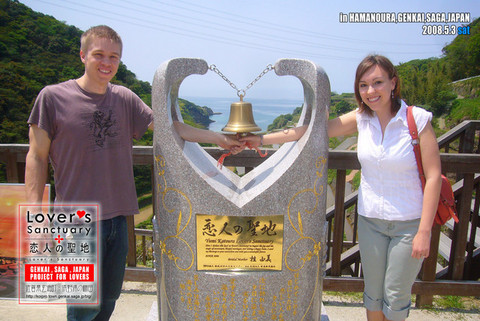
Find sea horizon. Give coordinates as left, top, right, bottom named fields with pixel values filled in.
left=182, top=96, right=304, bottom=132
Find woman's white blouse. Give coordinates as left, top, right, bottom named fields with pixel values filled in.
left=356, top=101, right=433, bottom=221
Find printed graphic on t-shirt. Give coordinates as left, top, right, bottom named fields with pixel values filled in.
left=87, top=109, right=118, bottom=148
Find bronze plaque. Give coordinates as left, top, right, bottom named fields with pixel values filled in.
left=196, top=214, right=284, bottom=271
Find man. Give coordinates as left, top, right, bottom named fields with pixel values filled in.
left=25, top=25, right=241, bottom=320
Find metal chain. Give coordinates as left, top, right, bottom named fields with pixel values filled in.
left=209, top=64, right=274, bottom=99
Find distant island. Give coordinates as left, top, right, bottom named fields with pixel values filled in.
left=178, top=98, right=216, bottom=128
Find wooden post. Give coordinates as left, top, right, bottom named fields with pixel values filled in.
left=450, top=174, right=474, bottom=280
left=5, top=152, right=19, bottom=183
left=465, top=183, right=480, bottom=279
left=142, top=235, right=147, bottom=266
left=126, top=215, right=137, bottom=267
left=17, top=162, right=25, bottom=183
left=331, top=169, right=346, bottom=276
left=415, top=223, right=441, bottom=307
left=461, top=125, right=475, bottom=154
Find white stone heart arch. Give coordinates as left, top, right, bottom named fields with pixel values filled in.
left=152, top=58, right=330, bottom=209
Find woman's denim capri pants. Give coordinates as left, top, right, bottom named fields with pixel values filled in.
left=358, top=215, right=424, bottom=321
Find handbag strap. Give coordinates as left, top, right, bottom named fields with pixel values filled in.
left=406, top=106, right=426, bottom=189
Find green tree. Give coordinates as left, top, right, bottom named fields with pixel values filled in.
left=443, top=18, right=480, bottom=80
left=334, top=100, right=355, bottom=116
left=397, top=57, right=457, bottom=116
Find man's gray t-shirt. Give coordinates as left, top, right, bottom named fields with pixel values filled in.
left=28, top=79, right=153, bottom=220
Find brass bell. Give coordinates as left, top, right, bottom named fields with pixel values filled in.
left=222, top=96, right=261, bottom=133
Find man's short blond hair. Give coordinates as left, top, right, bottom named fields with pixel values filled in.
left=80, top=25, right=123, bottom=56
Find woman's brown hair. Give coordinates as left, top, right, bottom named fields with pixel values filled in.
left=354, top=55, right=401, bottom=116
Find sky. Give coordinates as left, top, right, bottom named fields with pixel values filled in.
left=19, top=0, right=480, bottom=100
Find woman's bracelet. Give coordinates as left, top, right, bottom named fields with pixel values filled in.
left=259, top=134, right=264, bottom=146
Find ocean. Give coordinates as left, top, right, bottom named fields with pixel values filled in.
left=182, top=96, right=304, bottom=132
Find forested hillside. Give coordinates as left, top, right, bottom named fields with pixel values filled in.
left=0, top=0, right=211, bottom=145
left=268, top=17, right=479, bottom=133
left=1, top=0, right=82, bottom=143
left=397, top=17, right=479, bottom=118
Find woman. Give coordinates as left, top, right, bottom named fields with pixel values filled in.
left=241, top=55, right=442, bottom=321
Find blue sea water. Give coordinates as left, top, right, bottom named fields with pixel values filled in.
left=183, top=96, right=304, bottom=132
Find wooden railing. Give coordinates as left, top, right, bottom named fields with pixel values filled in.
left=1, top=120, right=479, bottom=306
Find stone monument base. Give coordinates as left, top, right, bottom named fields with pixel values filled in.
left=146, top=301, right=330, bottom=321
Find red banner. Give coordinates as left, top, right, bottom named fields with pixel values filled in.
left=24, top=264, right=94, bottom=282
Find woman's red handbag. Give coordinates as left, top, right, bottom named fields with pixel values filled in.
left=406, top=106, right=459, bottom=225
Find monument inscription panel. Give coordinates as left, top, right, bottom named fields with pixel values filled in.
left=196, top=214, right=284, bottom=271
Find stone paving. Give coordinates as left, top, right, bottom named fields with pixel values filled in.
left=1, top=282, right=479, bottom=320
